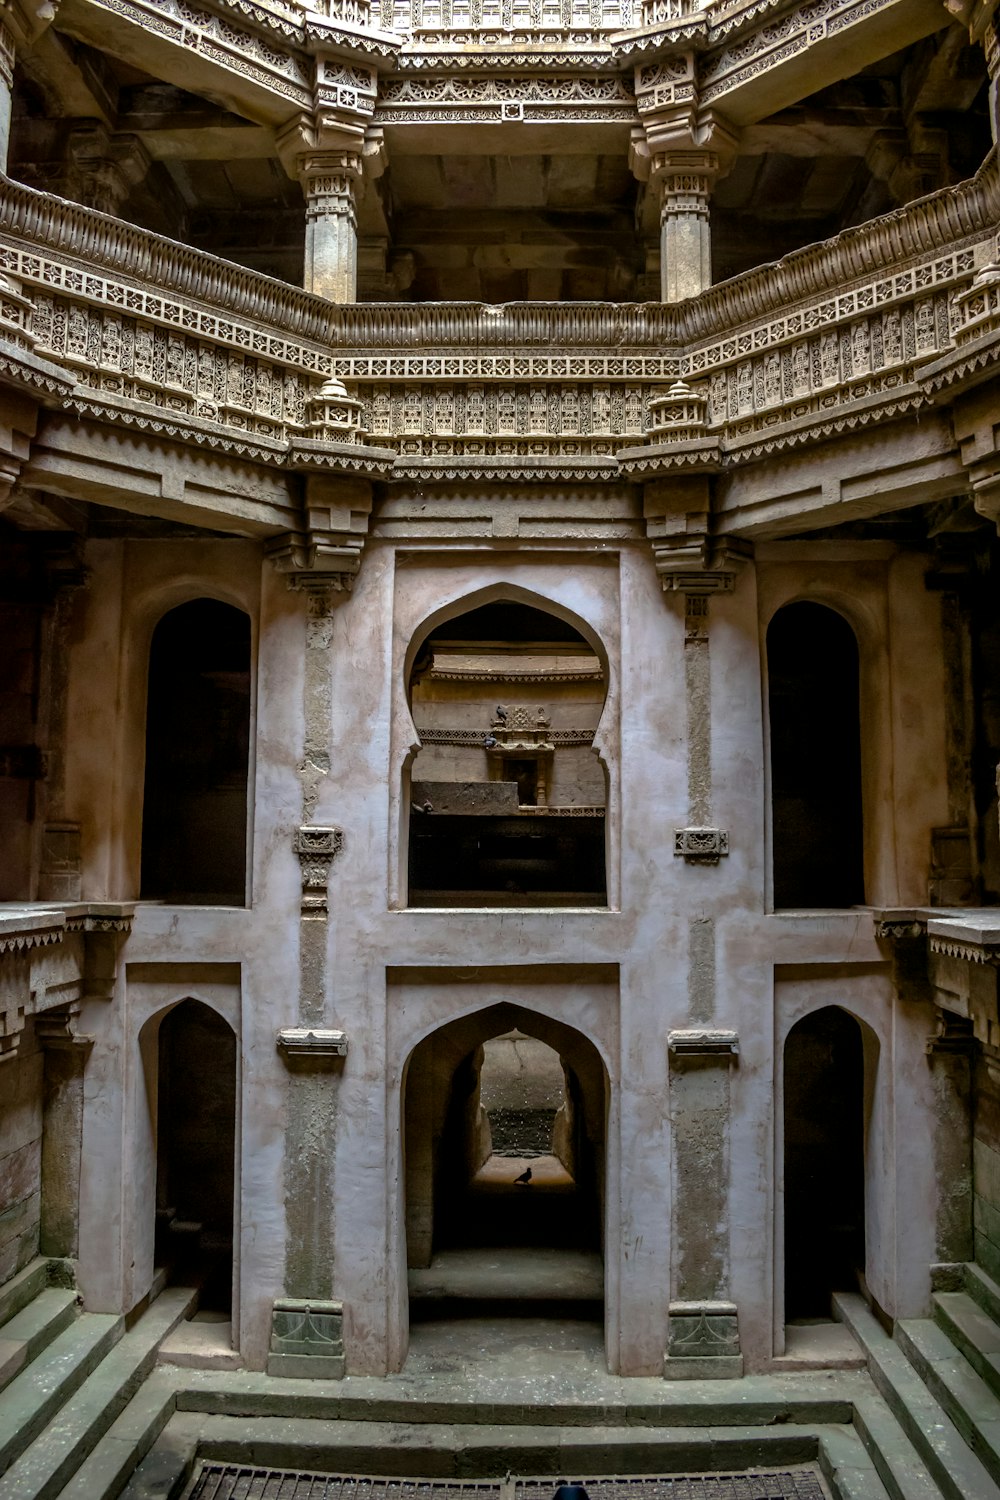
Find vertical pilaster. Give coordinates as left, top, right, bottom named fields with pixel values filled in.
left=269, top=569, right=352, bottom=1375
left=664, top=1031, right=741, bottom=1378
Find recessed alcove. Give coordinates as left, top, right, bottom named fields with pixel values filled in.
left=140, top=599, right=251, bottom=906
left=404, top=600, right=608, bottom=908
left=767, top=601, right=864, bottom=909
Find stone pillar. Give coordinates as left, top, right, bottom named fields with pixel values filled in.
left=267, top=568, right=353, bottom=1375
left=653, top=152, right=716, bottom=303
left=300, top=150, right=363, bottom=303
left=665, top=1029, right=742, bottom=1378
left=927, top=1015, right=975, bottom=1266
left=0, top=15, right=14, bottom=173
left=37, top=1020, right=91, bottom=1259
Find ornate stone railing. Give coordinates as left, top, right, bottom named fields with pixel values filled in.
left=0, top=156, right=994, bottom=476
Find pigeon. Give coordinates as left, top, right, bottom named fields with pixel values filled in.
left=484, top=734, right=498, bottom=749
left=495, top=704, right=508, bottom=721
left=514, top=1166, right=532, bottom=1186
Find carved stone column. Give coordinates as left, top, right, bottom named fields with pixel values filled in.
left=299, top=149, right=363, bottom=302
left=652, top=151, right=716, bottom=303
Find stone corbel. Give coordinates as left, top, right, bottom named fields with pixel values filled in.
left=278, top=1027, right=348, bottom=1062
left=34, top=1002, right=93, bottom=1052
left=872, top=906, right=929, bottom=1003
left=668, top=1027, right=738, bottom=1060
left=65, top=903, right=134, bottom=1004
left=268, top=473, right=378, bottom=594
left=61, top=123, right=151, bottom=216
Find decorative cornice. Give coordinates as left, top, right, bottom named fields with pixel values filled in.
left=929, top=935, right=1000, bottom=966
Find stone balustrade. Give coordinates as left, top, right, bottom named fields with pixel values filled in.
left=0, top=157, right=994, bottom=488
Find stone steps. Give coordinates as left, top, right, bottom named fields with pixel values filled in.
left=0, top=1285, right=79, bottom=1392
left=0, top=1286, right=194, bottom=1500
left=933, top=1289, right=1000, bottom=1402
left=835, top=1290, right=1000, bottom=1500
left=53, top=1369, right=180, bottom=1500
left=0, top=1308, right=124, bottom=1481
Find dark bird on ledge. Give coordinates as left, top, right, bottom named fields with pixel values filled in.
left=514, top=1166, right=532, bottom=1186
left=495, top=704, right=507, bottom=721
left=484, top=734, right=498, bottom=749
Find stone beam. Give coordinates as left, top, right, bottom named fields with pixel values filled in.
left=54, top=0, right=311, bottom=130
left=699, top=0, right=950, bottom=129
left=20, top=416, right=300, bottom=536
left=715, top=412, right=967, bottom=538
left=14, top=28, right=119, bottom=125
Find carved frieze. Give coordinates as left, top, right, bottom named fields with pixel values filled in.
left=673, top=826, right=729, bottom=863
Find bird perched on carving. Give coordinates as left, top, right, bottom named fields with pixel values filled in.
left=495, top=704, right=507, bottom=722
left=514, top=1166, right=532, bottom=1186
left=484, top=734, right=498, bottom=749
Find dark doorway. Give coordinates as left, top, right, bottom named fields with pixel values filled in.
left=404, top=1005, right=606, bottom=1328
left=155, top=999, right=237, bottom=1315
left=783, top=1006, right=867, bottom=1321
left=141, top=599, right=251, bottom=904
left=767, top=601, right=864, bottom=908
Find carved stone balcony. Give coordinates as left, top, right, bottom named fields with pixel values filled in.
left=0, top=154, right=995, bottom=530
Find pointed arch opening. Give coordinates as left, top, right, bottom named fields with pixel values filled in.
left=403, top=1002, right=607, bottom=1335
left=146, top=998, right=238, bottom=1322
left=783, top=1005, right=874, bottom=1324
left=767, top=601, right=864, bottom=909
left=140, top=599, right=251, bottom=905
left=405, top=598, right=608, bottom=907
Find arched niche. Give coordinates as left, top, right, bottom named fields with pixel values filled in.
left=402, top=1002, right=608, bottom=1316
left=767, top=600, right=864, bottom=908
left=403, top=598, right=609, bottom=907
left=782, top=1004, right=877, bottom=1322
left=140, top=599, right=251, bottom=905
left=142, top=998, right=238, bottom=1320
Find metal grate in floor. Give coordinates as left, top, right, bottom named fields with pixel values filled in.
left=187, top=1468, right=829, bottom=1500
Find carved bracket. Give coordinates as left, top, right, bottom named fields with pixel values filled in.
left=294, top=825, right=344, bottom=918
left=668, top=1028, right=739, bottom=1062
left=278, top=1027, right=349, bottom=1062
left=674, top=826, right=729, bottom=863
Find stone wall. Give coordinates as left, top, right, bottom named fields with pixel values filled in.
left=0, top=1022, right=43, bottom=1284
left=973, top=1052, right=1000, bottom=1283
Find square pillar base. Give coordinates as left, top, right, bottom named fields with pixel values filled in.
left=267, top=1297, right=345, bottom=1380
left=664, top=1300, right=743, bottom=1380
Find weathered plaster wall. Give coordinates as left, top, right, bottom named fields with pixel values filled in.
left=61, top=530, right=961, bottom=1377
